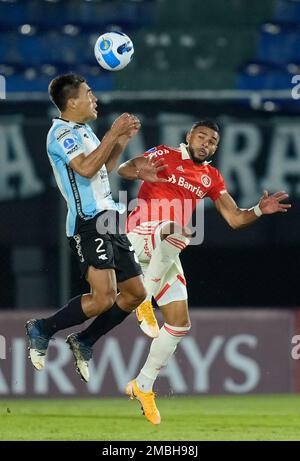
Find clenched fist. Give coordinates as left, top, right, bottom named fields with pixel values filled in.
left=111, top=113, right=141, bottom=138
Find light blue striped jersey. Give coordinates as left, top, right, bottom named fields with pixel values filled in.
left=47, top=117, right=125, bottom=236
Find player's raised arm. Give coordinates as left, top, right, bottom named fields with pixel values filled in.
left=105, top=115, right=141, bottom=173
left=214, top=190, right=291, bottom=229
left=70, top=113, right=138, bottom=178
left=118, top=155, right=168, bottom=182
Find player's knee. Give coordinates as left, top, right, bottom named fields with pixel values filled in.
left=161, top=221, right=175, bottom=237
left=174, top=319, right=191, bottom=329
left=101, top=289, right=118, bottom=310
left=133, top=288, right=147, bottom=307
left=122, top=287, right=146, bottom=310
left=160, top=221, right=179, bottom=238
left=136, top=285, right=147, bottom=305
left=161, top=222, right=192, bottom=241
left=181, top=226, right=193, bottom=239
left=89, top=289, right=117, bottom=316
left=164, top=312, right=191, bottom=328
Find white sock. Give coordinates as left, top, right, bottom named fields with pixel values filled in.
left=144, top=233, right=190, bottom=301
left=136, top=323, right=191, bottom=392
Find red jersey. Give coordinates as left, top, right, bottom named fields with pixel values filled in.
left=126, top=144, right=227, bottom=231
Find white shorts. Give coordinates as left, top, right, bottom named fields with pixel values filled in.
left=127, top=221, right=188, bottom=306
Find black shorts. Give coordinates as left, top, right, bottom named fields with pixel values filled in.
left=68, top=213, right=142, bottom=283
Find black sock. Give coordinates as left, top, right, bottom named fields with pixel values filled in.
left=77, top=302, right=130, bottom=347
left=41, top=295, right=89, bottom=337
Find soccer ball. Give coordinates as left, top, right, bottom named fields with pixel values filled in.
left=94, top=31, right=134, bottom=71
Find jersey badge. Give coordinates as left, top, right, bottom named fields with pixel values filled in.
left=200, top=174, right=211, bottom=188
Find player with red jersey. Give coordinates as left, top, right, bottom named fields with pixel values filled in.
left=118, top=120, right=291, bottom=425
left=126, top=143, right=226, bottom=229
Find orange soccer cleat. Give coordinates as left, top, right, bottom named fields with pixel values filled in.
left=136, top=300, right=160, bottom=338
left=125, top=379, right=161, bottom=425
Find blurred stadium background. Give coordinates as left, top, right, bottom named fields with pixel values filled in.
left=0, top=0, right=300, bottom=440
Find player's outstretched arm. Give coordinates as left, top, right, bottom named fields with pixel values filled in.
left=214, top=190, right=291, bottom=229
left=118, top=156, right=168, bottom=182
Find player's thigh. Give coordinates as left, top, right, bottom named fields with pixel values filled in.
left=127, top=231, right=153, bottom=263
left=155, top=256, right=187, bottom=303
left=69, top=229, right=116, bottom=279
left=159, top=299, right=190, bottom=327
left=112, top=234, right=143, bottom=284
left=126, top=232, right=150, bottom=277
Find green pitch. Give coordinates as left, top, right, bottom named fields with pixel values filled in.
left=1, top=395, right=300, bottom=441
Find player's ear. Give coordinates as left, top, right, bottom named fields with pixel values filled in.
left=68, top=97, right=76, bottom=110
left=211, top=143, right=218, bottom=156
left=213, top=137, right=220, bottom=153
left=186, top=131, right=191, bottom=144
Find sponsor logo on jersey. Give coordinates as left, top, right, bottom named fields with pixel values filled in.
left=147, top=147, right=170, bottom=159
left=168, top=174, right=177, bottom=184
left=63, top=138, right=76, bottom=150
left=167, top=174, right=207, bottom=198
left=58, top=133, right=79, bottom=155
left=99, top=169, right=108, bottom=180
left=66, top=145, right=79, bottom=155
left=200, top=174, right=211, bottom=188
left=56, top=127, right=71, bottom=142
left=176, top=165, right=184, bottom=172
left=143, top=237, right=152, bottom=259
left=73, top=234, right=84, bottom=262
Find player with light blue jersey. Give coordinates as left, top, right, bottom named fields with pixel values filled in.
left=25, top=74, right=157, bottom=382
left=47, top=117, right=125, bottom=236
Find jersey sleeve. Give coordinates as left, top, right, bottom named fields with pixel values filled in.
left=207, top=169, right=227, bottom=201
left=48, top=126, right=84, bottom=165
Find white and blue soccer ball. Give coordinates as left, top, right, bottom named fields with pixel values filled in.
left=94, top=31, right=134, bottom=71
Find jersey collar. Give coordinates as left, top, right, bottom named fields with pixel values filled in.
left=180, top=143, right=191, bottom=160
left=179, top=143, right=212, bottom=165
left=53, top=117, right=86, bottom=128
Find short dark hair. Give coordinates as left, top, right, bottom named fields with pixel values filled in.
left=191, top=119, right=220, bottom=134
left=48, top=74, right=86, bottom=111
